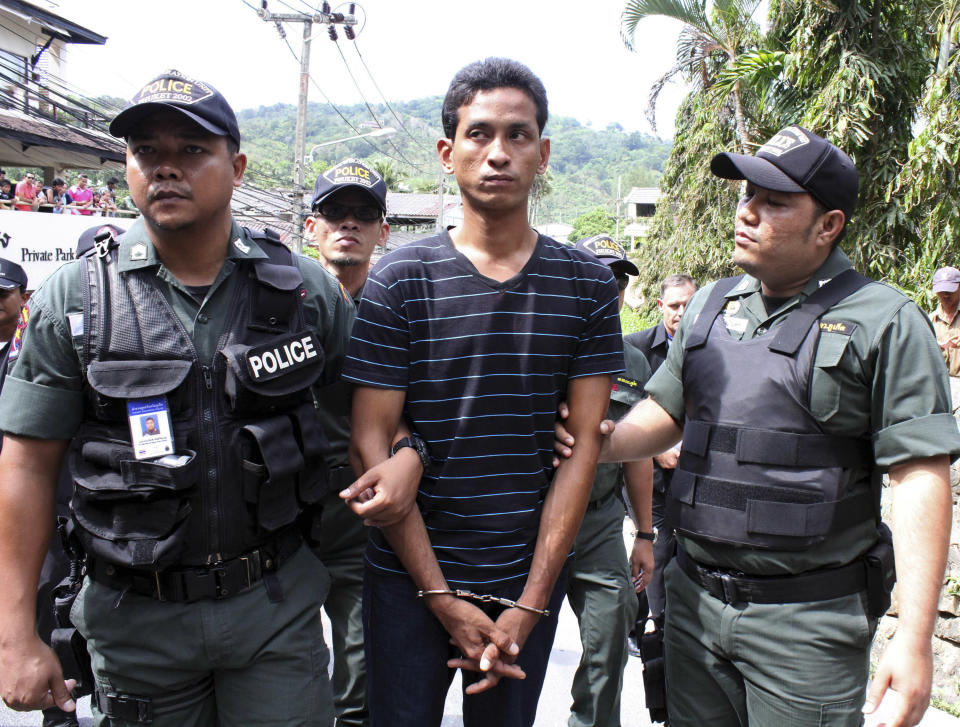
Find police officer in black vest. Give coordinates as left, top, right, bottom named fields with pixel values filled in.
left=0, top=71, right=351, bottom=726
left=576, top=126, right=960, bottom=727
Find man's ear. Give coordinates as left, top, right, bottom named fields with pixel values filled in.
left=818, top=209, right=846, bottom=247
left=438, top=138, right=455, bottom=175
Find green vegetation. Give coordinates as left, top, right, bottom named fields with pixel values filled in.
left=568, top=207, right=618, bottom=243
left=235, top=98, right=670, bottom=224
left=620, top=0, right=960, bottom=317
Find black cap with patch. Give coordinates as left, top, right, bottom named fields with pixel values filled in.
left=0, top=258, right=27, bottom=290
left=310, top=158, right=387, bottom=212
left=575, top=234, right=640, bottom=276
left=109, top=70, right=240, bottom=148
left=710, top=126, right=858, bottom=222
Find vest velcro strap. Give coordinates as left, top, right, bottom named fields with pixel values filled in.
left=683, top=422, right=870, bottom=469
left=675, top=547, right=868, bottom=605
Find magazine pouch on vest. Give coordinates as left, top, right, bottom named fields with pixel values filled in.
left=671, top=269, right=877, bottom=550
left=71, top=228, right=329, bottom=571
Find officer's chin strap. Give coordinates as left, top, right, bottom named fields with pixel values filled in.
left=94, top=674, right=214, bottom=724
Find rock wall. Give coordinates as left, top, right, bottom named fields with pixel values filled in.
left=869, top=379, right=960, bottom=707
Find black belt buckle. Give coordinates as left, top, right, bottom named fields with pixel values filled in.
left=212, top=565, right=231, bottom=599
left=719, top=573, right=741, bottom=604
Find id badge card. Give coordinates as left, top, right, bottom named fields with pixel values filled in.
left=127, top=397, right=175, bottom=460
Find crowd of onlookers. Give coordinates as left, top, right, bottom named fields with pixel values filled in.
left=0, top=168, right=135, bottom=216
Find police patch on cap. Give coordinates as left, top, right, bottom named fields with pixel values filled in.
left=134, top=70, right=214, bottom=106
left=310, top=158, right=388, bottom=212
left=757, top=126, right=810, bottom=158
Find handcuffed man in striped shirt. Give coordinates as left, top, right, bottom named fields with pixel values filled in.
left=340, top=58, right=624, bottom=727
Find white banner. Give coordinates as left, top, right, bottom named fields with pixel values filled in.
left=0, top=210, right=136, bottom=290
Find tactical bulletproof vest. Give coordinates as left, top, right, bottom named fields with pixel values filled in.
left=69, top=230, right=328, bottom=569
left=668, top=269, right=878, bottom=550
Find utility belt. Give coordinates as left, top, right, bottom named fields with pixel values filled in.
left=88, top=527, right=302, bottom=603
left=676, top=524, right=895, bottom=617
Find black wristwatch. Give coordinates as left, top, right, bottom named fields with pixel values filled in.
left=634, top=529, right=656, bottom=543
left=391, top=435, right=430, bottom=469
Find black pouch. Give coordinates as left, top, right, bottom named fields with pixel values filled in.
left=71, top=445, right=198, bottom=569
left=634, top=590, right=669, bottom=724
left=221, top=333, right=325, bottom=416
left=864, top=522, right=896, bottom=619
left=240, top=416, right=304, bottom=531
left=50, top=626, right=93, bottom=699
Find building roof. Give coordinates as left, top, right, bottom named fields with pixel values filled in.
left=0, top=108, right=124, bottom=168
left=625, top=187, right=662, bottom=205
left=0, top=1, right=107, bottom=45
left=386, top=192, right=462, bottom=226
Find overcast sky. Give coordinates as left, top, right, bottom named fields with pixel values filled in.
left=47, top=0, right=690, bottom=138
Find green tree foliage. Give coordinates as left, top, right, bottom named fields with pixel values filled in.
left=621, top=0, right=763, bottom=149
left=624, top=0, right=960, bottom=319
left=236, top=98, right=670, bottom=224
left=568, top=207, right=619, bottom=243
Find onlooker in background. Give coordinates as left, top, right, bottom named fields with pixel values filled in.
left=0, top=169, right=6, bottom=183
left=624, top=274, right=697, bottom=621
left=67, top=174, right=93, bottom=215
left=565, top=234, right=653, bottom=727
left=46, top=178, right=73, bottom=214
left=100, top=177, right=120, bottom=200
left=99, top=188, right=119, bottom=217
left=14, top=172, right=40, bottom=212
left=90, top=191, right=103, bottom=216
left=0, top=179, right=14, bottom=209
left=931, top=266, right=960, bottom=378
left=0, top=258, right=27, bottom=361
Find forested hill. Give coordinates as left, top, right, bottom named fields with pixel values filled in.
left=236, top=97, right=671, bottom=224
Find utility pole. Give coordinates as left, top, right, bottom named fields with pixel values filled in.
left=258, top=2, right=357, bottom=252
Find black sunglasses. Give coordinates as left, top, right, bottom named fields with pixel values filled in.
left=313, top=201, right=382, bottom=222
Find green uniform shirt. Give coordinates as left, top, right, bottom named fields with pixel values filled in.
left=314, top=291, right=361, bottom=471
left=588, top=336, right=652, bottom=502
left=645, top=246, right=960, bottom=574
left=0, top=217, right=354, bottom=440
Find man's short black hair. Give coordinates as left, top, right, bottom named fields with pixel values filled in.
left=441, top=57, right=548, bottom=140
left=107, top=177, right=119, bottom=185
left=52, top=177, right=65, bottom=187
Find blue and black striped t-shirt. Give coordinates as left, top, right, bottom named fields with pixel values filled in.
left=343, top=231, right=625, bottom=587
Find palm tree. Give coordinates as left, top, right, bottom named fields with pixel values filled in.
left=369, top=159, right=408, bottom=192
left=620, top=0, right=762, bottom=151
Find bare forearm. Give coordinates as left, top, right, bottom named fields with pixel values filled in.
left=623, top=459, right=653, bottom=532
left=602, top=398, right=682, bottom=463
left=521, top=375, right=611, bottom=610
left=0, top=437, right=67, bottom=638
left=888, top=456, right=952, bottom=644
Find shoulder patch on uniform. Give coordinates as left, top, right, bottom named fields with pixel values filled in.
left=129, top=242, right=148, bottom=261
left=819, top=319, right=856, bottom=336
left=8, top=302, right=29, bottom=360
left=614, top=374, right=643, bottom=391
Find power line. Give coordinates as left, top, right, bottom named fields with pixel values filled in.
left=350, top=40, right=431, bottom=153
